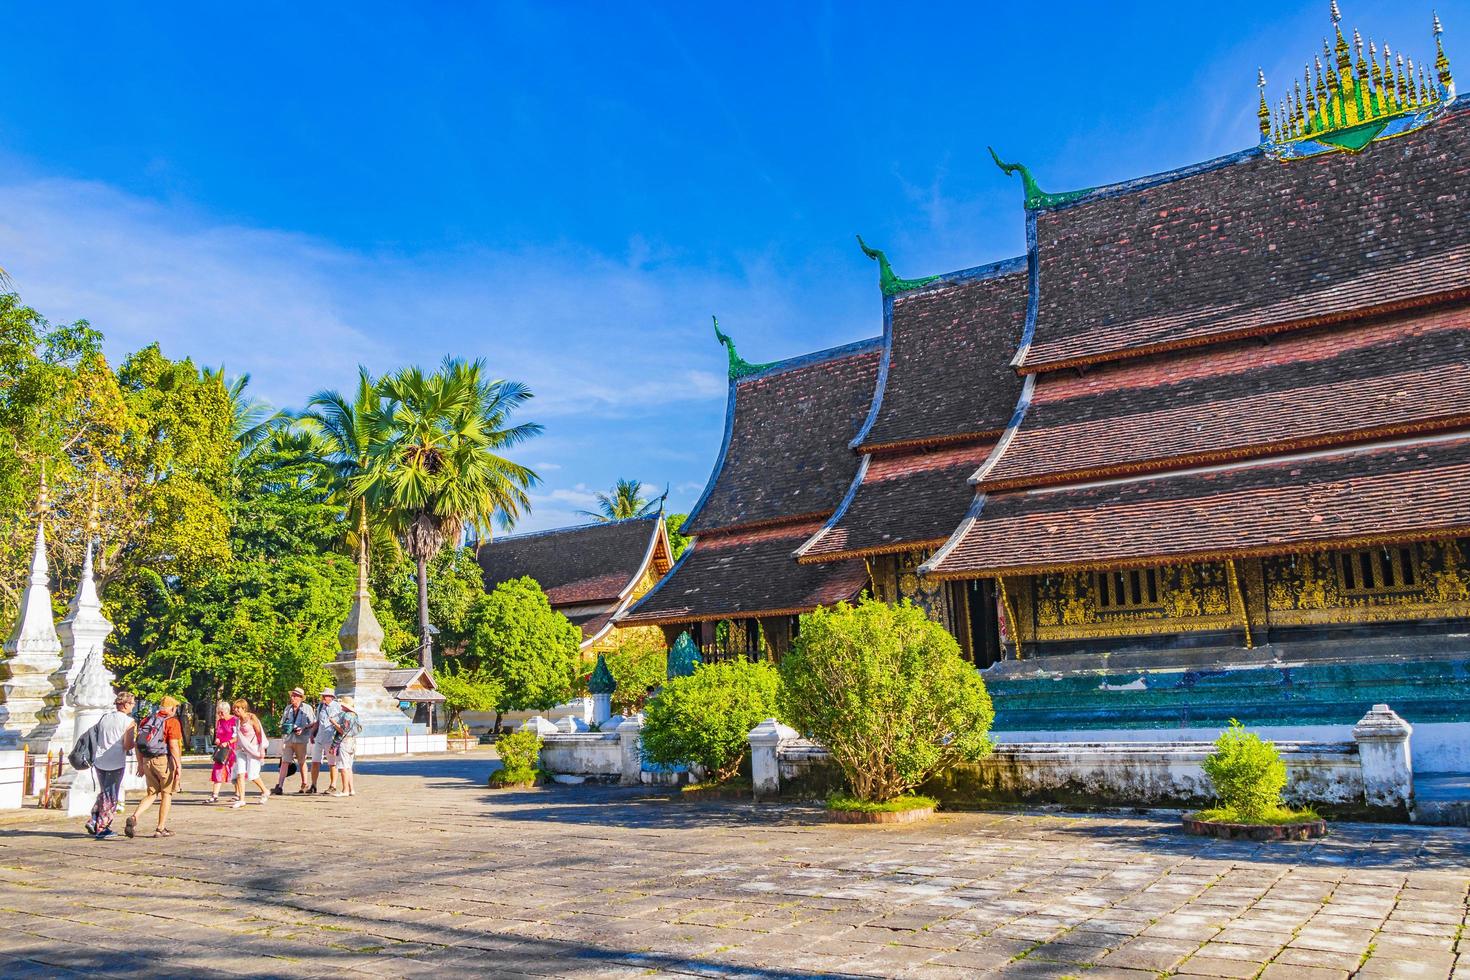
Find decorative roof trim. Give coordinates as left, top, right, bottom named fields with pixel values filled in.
left=797, top=535, right=952, bottom=566
left=923, top=526, right=1470, bottom=581
left=918, top=493, right=988, bottom=577
left=989, top=148, right=1094, bottom=210
left=857, top=427, right=1008, bottom=456
left=614, top=532, right=701, bottom=626
left=485, top=513, right=662, bottom=545
left=713, top=316, right=776, bottom=380
left=693, top=510, right=837, bottom=540
left=848, top=255, right=1026, bottom=451
left=856, top=235, right=940, bottom=296
left=621, top=603, right=858, bottom=627
left=615, top=517, right=672, bottom=605
left=792, top=454, right=871, bottom=561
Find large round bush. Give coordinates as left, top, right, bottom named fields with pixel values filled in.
left=779, top=598, right=993, bottom=802
left=641, top=659, right=781, bottom=781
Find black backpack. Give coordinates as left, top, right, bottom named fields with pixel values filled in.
left=67, top=720, right=103, bottom=771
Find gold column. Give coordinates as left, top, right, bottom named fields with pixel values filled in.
left=998, top=576, right=1023, bottom=661
left=1226, top=559, right=1254, bottom=650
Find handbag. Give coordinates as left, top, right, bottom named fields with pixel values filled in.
left=211, top=742, right=230, bottom=765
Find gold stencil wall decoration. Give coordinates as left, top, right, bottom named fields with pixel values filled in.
left=1027, top=561, right=1239, bottom=641
left=1265, top=538, right=1470, bottom=626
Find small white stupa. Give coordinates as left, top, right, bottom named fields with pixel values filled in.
left=0, top=478, right=65, bottom=753
left=48, top=646, right=118, bottom=816
left=48, top=493, right=111, bottom=754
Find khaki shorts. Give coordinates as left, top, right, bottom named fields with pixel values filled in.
left=143, top=755, right=180, bottom=795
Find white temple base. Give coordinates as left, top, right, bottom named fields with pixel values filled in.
left=0, top=748, right=23, bottom=810
left=355, top=733, right=447, bottom=757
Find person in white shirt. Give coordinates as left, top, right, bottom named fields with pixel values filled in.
left=309, top=687, right=345, bottom=795
left=87, top=692, right=138, bottom=840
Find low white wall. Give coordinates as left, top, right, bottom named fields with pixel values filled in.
left=355, top=733, right=448, bottom=757
left=538, top=733, right=622, bottom=778
left=463, top=699, right=592, bottom=735
left=994, top=721, right=1470, bottom=774
left=0, top=749, right=22, bottom=810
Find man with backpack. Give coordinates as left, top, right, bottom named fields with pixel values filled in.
left=127, top=695, right=184, bottom=839
left=272, top=687, right=314, bottom=795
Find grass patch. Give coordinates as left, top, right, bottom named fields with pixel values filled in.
left=1195, top=804, right=1320, bottom=825
left=680, top=776, right=752, bottom=793
left=825, top=793, right=937, bottom=813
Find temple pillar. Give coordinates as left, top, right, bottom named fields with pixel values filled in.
left=748, top=718, right=798, bottom=801
left=618, top=714, right=645, bottom=785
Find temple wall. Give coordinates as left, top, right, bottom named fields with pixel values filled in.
left=1005, top=538, right=1470, bottom=657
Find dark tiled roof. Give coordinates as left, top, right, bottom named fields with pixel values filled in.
left=562, top=608, right=616, bottom=644
left=683, top=341, right=881, bottom=535
left=857, top=264, right=1027, bottom=451
left=984, top=305, right=1470, bottom=489
left=798, top=439, right=995, bottom=561
left=618, top=521, right=869, bottom=625
left=477, top=516, right=662, bottom=606
left=1020, top=101, right=1470, bottom=371
left=928, top=433, right=1470, bottom=575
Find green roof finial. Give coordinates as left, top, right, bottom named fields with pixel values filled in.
left=666, top=631, right=701, bottom=679
left=588, top=653, right=617, bottom=695
left=712, top=316, right=774, bottom=380
left=855, top=235, right=939, bottom=296
left=988, top=147, right=1092, bottom=210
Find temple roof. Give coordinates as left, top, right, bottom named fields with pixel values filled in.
left=477, top=516, right=670, bottom=608
left=854, top=260, right=1028, bottom=452
left=618, top=520, right=869, bottom=625
left=1015, top=97, right=1470, bottom=372
left=925, top=431, right=1470, bottom=577
left=682, top=339, right=882, bottom=535
left=982, top=304, right=1470, bottom=490
left=796, top=439, right=995, bottom=563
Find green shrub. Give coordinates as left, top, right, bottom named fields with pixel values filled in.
left=826, top=793, right=937, bottom=813
left=780, top=597, right=994, bottom=803
left=1201, top=720, right=1290, bottom=822
left=492, top=728, right=542, bottom=785
left=641, top=659, right=781, bottom=781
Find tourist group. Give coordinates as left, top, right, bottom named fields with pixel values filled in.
left=71, top=686, right=362, bottom=841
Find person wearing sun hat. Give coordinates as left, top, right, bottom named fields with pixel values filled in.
left=308, top=686, right=344, bottom=794
left=272, top=686, right=313, bottom=795
left=329, top=695, right=362, bottom=797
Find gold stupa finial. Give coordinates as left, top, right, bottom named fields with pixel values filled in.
left=37, top=461, right=49, bottom=516
left=356, top=497, right=371, bottom=594
left=87, top=479, right=101, bottom=536
left=1258, top=69, right=1271, bottom=139
left=1434, top=12, right=1455, bottom=96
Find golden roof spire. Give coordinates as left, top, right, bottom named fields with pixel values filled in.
left=1257, top=69, right=1272, bottom=140
left=1435, top=12, right=1455, bottom=97
left=87, top=479, right=101, bottom=537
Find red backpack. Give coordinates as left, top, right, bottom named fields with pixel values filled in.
left=137, top=712, right=172, bottom=757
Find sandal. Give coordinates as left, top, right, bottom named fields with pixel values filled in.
left=152, top=828, right=174, bottom=838
left=124, top=816, right=136, bottom=839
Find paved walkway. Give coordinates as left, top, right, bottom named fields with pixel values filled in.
left=0, top=753, right=1467, bottom=979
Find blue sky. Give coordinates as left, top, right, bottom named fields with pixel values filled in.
left=0, top=1, right=1460, bottom=531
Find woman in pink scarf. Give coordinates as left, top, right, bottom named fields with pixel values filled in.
left=208, top=700, right=237, bottom=803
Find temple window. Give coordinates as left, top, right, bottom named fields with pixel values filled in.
left=1092, top=568, right=1162, bottom=611
left=1336, top=546, right=1419, bottom=596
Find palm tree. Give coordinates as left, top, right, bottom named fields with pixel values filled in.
left=295, top=368, right=400, bottom=556
left=580, top=478, right=662, bottom=521
left=367, top=358, right=542, bottom=669
left=206, top=368, right=292, bottom=471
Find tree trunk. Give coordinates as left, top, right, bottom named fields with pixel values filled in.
left=416, top=551, right=432, bottom=671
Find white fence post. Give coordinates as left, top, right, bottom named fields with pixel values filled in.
left=618, top=715, right=645, bottom=786
left=1353, top=703, right=1414, bottom=809
left=748, top=719, right=798, bottom=801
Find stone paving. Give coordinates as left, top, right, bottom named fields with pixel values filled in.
left=1, top=754, right=1468, bottom=979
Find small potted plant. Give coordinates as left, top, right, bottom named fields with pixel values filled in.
left=1184, top=720, right=1325, bottom=840
left=488, top=729, right=542, bottom=789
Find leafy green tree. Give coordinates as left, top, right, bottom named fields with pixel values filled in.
left=1201, top=721, right=1291, bottom=822
left=435, top=665, right=504, bottom=731
left=642, top=660, right=781, bottom=782
left=464, top=576, right=579, bottom=727
left=581, top=478, right=661, bottom=521
left=603, top=632, right=667, bottom=715
left=663, top=512, right=690, bottom=560
left=368, top=358, right=541, bottom=668
left=779, top=598, right=994, bottom=802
